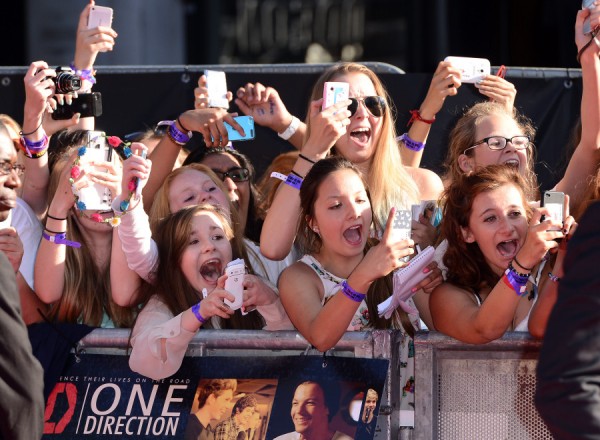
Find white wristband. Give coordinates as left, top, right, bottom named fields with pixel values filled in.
left=278, top=116, right=301, bottom=140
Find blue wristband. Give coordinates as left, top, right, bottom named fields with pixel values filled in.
left=399, top=133, right=425, bottom=152
left=340, top=280, right=366, bottom=303
left=284, top=173, right=303, bottom=190
left=191, top=302, right=206, bottom=324
left=503, top=267, right=529, bottom=296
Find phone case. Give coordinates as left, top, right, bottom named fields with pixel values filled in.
left=51, top=92, right=103, bottom=120
left=444, top=56, right=491, bottom=83
left=583, top=0, right=595, bottom=34
left=88, top=6, right=113, bottom=29
left=204, top=70, right=229, bottom=109
left=377, top=246, right=435, bottom=319
left=542, top=191, right=565, bottom=231
left=75, top=132, right=113, bottom=211
left=224, top=258, right=246, bottom=311
left=322, top=81, right=349, bottom=110
left=224, top=116, right=255, bottom=142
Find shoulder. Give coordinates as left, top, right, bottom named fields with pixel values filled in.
left=430, top=281, right=478, bottom=310
left=404, top=166, right=444, bottom=200
left=279, top=260, right=319, bottom=287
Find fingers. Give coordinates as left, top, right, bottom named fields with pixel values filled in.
left=380, top=207, right=397, bottom=244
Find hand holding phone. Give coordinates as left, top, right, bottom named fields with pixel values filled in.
left=224, top=259, right=246, bottom=311
left=583, top=0, right=596, bottom=35
left=541, top=191, right=565, bottom=232
left=444, top=57, right=491, bottom=83
left=88, top=5, right=113, bottom=29
left=204, top=70, right=230, bottom=109
left=322, top=81, right=349, bottom=110
left=52, top=92, right=103, bottom=120
left=223, top=116, right=255, bottom=142
left=76, top=132, right=113, bottom=211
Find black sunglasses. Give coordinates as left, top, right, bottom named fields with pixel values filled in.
left=347, top=96, right=386, bottom=117
left=212, top=167, right=250, bottom=183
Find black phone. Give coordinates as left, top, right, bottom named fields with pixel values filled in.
left=51, top=92, right=103, bottom=120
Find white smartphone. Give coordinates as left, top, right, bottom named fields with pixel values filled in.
left=322, top=81, right=349, bottom=110
left=444, top=56, right=491, bottom=83
left=88, top=5, right=113, bottom=29
left=204, top=70, right=229, bottom=109
left=76, top=131, right=113, bottom=211
left=542, top=191, right=565, bottom=232
left=583, top=0, right=596, bottom=35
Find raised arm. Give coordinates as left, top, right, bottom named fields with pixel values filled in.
left=555, top=8, right=600, bottom=214
left=259, top=98, right=350, bottom=260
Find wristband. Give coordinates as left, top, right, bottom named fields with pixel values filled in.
left=270, top=171, right=287, bottom=181
left=70, top=63, right=97, bottom=84
left=399, top=133, right=425, bottom=152
left=503, top=267, right=529, bottom=296
left=191, top=302, right=207, bottom=324
left=278, top=116, right=301, bottom=140
left=167, top=122, right=191, bottom=146
left=290, top=170, right=305, bottom=179
left=340, top=280, right=366, bottom=303
left=407, top=109, right=435, bottom=126
left=19, top=135, right=49, bottom=158
left=176, top=116, right=192, bottom=134
left=548, top=272, right=560, bottom=283
left=42, top=231, right=81, bottom=248
left=284, top=173, right=303, bottom=190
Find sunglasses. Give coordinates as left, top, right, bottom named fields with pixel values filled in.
left=212, top=167, right=250, bottom=183
left=347, top=96, right=386, bottom=117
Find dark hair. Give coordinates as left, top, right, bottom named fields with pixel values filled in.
left=48, top=129, right=90, bottom=173
left=441, top=164, right=533, bottom=291
left=197, top=379, right=237, bottom=409
left=232, top=394, right=258, bottom=416
left=298, top=156, right=414, bottom=334
left=184, top=147, right=263, bottom=243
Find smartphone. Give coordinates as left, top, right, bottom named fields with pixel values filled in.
left=76, top=132, right=113, bottom=211
left=87, top=5, right=113, bottom=29
left=204, top=70, right=229, bottom=109
left=224, top=116, right=255, bottom=142
left=583, top=0, right=596, bottom=35
left=52, top=92, right=103, bottom=120
left=541, top=191, right=565, bottom=232
left=444, top=56, right=491, bottom=83
left=411, top=200, right=439, bottom=226
left=322, top=81, right=349, bottom=110
left=391, top=209, right=412, bottom=261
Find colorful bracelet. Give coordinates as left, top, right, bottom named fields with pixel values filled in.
left=42, top=231, right=81, bottom=248
left=508, top=261, right=530, bottom=278
left=407, top=109, right=435, bottom=126
left=19, top=134, right=49, bottom=159
left=503, top=267, right=529, bottom=296
left=340, top=280, right=366, bottom=303
left=284, top=173, right=303, bottom=190
left=399, top=133, right=425, bottom=152
left=69, top=63, right=97, bottom=85
left=548, top=272, right=561, bottom=283
left=167, top=121, right=191, bottom=146
left=191, top=302, right=207, bottom=324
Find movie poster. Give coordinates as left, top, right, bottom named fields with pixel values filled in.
left=42, top=353, right=388, bottom=439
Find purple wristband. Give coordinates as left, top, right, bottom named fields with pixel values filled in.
left=42, top=231, right=81, bottom=248
left=168, top=122, right=191, bottom=146
left=284, top=173, right=303, bottom=190
left=340, top=280, right=366, bottom=303
left=191, top=302, right=206, bottom=324
left=399, top=133, right=425, bottom=152
left=503, top=268, right=529, bottom=296
left=20, top=134, right=49, bottom=152
left=70, top=63, right=96, bottom=84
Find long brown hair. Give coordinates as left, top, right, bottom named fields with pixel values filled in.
left=46, top=146, right=135, bottom=327
left=298, top=156, right=414, bottom=335
left=441, top=164, right=533, bottom=291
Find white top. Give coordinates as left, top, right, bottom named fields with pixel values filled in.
left=0, top=198, right=42, bottom=290
left=274, top=430, right=352, bottom=440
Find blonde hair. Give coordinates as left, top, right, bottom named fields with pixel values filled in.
left=305, top=62, right=420, bottom=227
left=46, top=150, right=135, bottom=327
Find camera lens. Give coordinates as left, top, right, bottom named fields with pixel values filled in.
left=53, top=67, right=82, bottom=94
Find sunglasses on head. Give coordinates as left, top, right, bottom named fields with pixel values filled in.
left=212, top=167, right=250, bottom=183
left=347, top=96, right=386, bottom=118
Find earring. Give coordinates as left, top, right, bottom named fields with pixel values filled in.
left=312, top=227, right=320, bottom=237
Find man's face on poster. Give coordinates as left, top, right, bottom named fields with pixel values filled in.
left=290, top=383, right=330, bottom=436
left=211, top=389, right=234, bottom=420
left=238, top=406, right=255, bottom=430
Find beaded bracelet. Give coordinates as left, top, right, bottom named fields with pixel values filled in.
left=340, top=280, right=366, bottom=303
left=42, top=231, right=81, bottom=248
left=399, top=133, right=425, bottom=152
left=191, top=302, right=207, bottom=324
left=503, top=266, right=529, bottom=296
left=284, top=173, right=303, bottom=190
left=407, top=109, right=435, bottom=126
left=548, top=272, right=561, bottom=283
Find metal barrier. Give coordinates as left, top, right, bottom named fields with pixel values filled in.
left=414, top=331, right=551, bottom=440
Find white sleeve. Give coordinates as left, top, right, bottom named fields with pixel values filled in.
left=12, top=198, right=42, bottom=290
left=129, top=296, right=196, bottom=380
